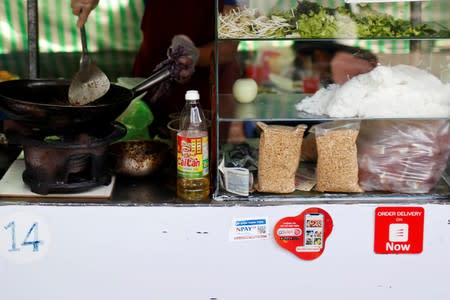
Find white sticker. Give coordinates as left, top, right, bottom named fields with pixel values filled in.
left=0, top=212, right=51, bottom=264
left=230, top=217, right=269, bottom=241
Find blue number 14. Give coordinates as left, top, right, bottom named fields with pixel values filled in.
left=4, top=221, right=42, bottom=252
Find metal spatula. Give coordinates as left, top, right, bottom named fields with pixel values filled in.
left=68, top=25, right=110, bottom=105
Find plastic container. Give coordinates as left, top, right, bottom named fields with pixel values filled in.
left=176, top=90, right=210, bottom=201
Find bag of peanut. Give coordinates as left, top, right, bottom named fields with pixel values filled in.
left=313, top=121, right=363, bottom=193
left=256, top=122, right=307, bottom=193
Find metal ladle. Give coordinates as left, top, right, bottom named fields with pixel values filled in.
left=68, top=25, right=110, bottom=105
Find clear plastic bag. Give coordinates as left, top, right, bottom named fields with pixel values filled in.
left=314, top=121, right=363, bottom=193
left=301, top=131, right=318, bottom=162
left=357, top=120, right=450, bottom=193
left=256, top=122, right=307, bottom=194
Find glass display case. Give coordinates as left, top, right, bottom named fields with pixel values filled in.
left=214, top=0, right=450, bottom=201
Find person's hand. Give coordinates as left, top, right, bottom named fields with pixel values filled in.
left=168, top=35, right=199, bottom=84
left=330, top=51, right=376, bottom=84
left=174, top=56, right=195, bottom=84
left=71, top=0, right=99, bottom=28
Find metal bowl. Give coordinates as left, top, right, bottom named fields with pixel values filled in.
left=109, top=140, right=169, bottom=177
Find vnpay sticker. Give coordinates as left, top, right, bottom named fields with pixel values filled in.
left=230, top=217, right=269, bottom=241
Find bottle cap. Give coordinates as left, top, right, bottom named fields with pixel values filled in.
left=185, top=90, right=200, bottom=101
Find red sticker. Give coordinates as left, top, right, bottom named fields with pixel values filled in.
left=273, top=208, right=333, bottom=260
left=374, top=207, right=424, bottom=254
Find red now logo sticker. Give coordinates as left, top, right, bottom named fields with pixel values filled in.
left=374, top=207, right=424, bottom=254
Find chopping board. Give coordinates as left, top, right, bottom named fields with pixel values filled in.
left=0, top=159, right=115, bottom=199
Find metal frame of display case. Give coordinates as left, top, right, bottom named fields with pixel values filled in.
left=213, top=0, right=450, bottom=201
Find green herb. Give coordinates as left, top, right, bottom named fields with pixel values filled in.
left=294, top=2, right=446, bottom=38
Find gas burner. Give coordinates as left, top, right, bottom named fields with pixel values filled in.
left=6, top=122, right=126, bottom=195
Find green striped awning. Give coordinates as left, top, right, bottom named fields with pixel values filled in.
left=0, top=0, right=144, bottom=54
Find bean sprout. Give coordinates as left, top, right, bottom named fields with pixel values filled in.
left=218, top=7, right=294, bottom=39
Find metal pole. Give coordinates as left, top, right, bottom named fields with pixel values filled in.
left=410, top=2, right=422, bottom=55
left=27, top=0, right=39, bottom=79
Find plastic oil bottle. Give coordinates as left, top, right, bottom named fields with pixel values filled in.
left=176, top=90, right=210, bottom=201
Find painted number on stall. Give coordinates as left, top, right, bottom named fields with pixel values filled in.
left=0, top=212, right=50, bottom=263
left=4, top=221, right=42, bottom=252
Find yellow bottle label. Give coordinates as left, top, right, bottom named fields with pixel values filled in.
left=177, top=135, right=209, bottom=178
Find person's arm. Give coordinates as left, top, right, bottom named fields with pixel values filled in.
left=197, top=2, right=238, bottom=68
left=330, top=51, right=377, bottom=84
left=71, top=0, right=99, bottom=27
left=197, top=41, right=238, bottom=67
left=223, top=3, right=236, bottom=14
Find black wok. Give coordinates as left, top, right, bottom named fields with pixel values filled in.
left=0, top=67, right=170, bottom=133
